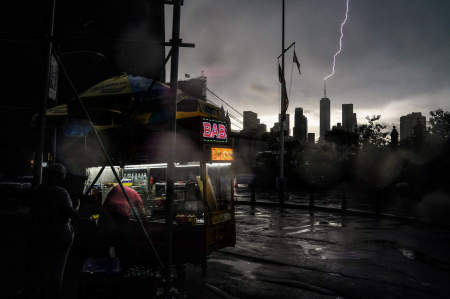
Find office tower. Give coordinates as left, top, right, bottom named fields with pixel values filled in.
left=257, top=123, right=267, bottom=134
left=342, top=104, right=354, bottom=132
left=293, top=107, right=307, bottom=143
left=400, top=112, right=426, bottom=141
left=352, top=113, right=357, bottom=132
left=271, top=122, right=280, bottom=134
left=243, top=111, right=258, bottom=131
left=320, top=97, right=330, bottom=140
left=332, top=122, right=343, bottom=131
left=307, top=133, right=315, bottom=144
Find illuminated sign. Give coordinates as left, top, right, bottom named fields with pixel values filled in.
left=201, top=118, right=228, bottom=143
left=211, top=147, right=233, bottom=161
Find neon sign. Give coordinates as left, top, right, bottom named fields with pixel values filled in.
left=201, top=118, right=228, bottom=143
left=211, top=147, right=233, bottom=161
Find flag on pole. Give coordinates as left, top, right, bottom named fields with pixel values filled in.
left=278, top=62, right=289, bottom=114
left=282, top=81, right=289, bottom=114
left=293, top=50, right=301, bottom=76
left=278, top=63, right=283, bottom=83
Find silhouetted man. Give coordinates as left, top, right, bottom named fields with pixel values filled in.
left=99, top=184, right=145, bottom=267
left=30, top=163, right=79, bottom=299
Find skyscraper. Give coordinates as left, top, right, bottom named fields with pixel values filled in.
left=320, top=97, right=330, bottom=140
left=243, top=111, right=258, bottom=131
left=342, top=104, right=355, bottom=132
left=400, top=112, right=426, bottom=141
left=293, top=107, right=307, bottom=143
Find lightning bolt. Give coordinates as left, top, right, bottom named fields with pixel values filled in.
left=324, top=0, right=350, bottom=82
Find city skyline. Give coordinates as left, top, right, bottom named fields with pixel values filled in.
left=163, top=0, right=450, bottom=136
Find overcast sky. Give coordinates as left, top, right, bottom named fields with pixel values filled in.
left=165, top=0, right=450, bottom=135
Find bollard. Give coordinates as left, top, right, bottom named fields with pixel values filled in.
left=309, top=192, right=315, bottom=210
left=375, top=187, right=381, bottom=216
left=341, top=189, right=347, bottom=213
left=251, top=186, right=256, bottom=203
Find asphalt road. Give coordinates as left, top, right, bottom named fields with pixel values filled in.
left=202, top=205, right=450, bottom=299
left=3, top=202, right=450, bottom=298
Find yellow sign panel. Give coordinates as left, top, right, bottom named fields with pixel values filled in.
left=211, top=147, right=233, bottom=161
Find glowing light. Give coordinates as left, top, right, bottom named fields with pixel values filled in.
left=211, top=147, right=234, bottom=161
left=324, top=0, right=350, bottom=81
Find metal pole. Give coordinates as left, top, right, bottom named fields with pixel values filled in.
left=166, top=0, right=181, bottom=273
left=83, top=164, right=107, bottom=196
left=34, top=0, right=56, bottom=186
left=279, top=0, right=285, bottom=204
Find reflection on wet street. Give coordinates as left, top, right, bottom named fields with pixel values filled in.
left=205, top=205, right=450, bottom=298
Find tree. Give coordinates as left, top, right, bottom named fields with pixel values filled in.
left=429, top=109, right=450, bottom=141
left=358, top=115, right=389, bottom=148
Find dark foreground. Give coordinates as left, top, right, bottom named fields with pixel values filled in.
left=2, top=203, right=450, bottom=298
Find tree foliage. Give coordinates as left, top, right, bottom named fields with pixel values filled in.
left=358, top=115, right=389, bottom=148
left=429, top=109, right=450, bottom=141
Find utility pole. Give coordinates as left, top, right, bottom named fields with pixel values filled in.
left=34, top=0, right=56, bottom=186
left=166, top=0, right=181, bottom=277
left=279, top=0, right=286, bottom=204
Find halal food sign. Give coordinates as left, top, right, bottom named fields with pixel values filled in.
left=201, top=119, right=228, bottom=143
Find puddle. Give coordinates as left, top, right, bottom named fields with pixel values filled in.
left=364, top=240, right=450, bottom=271
left=212, top=258, right=259, bottom=280
left=363, top=239, right=397, bottom=247
left=399, top=248, right=415, bottom=260
left=300, top=242, right=323, bottom=257
left=314, top=221, right=342, bottom=227
left=397, top=247, right=450, bottom=271
left=286, top=228, right=311, bottom=235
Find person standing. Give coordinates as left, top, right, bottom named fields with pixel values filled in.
left=97, top=184, right=145, bottom=268
left=30, top=163, right=79, bottom=299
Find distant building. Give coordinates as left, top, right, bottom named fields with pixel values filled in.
left=257, top=123, right=267, bottom=134
left=293, top=107, right=307, bottom=143
left=178, top=75, right=207, bottom=100
left=242, top=111, right=267, bottom=137
left=342, top=104, right=356, bottom=132
left=333, top=122, right=343, bottom=130
left=320, top=97, right=330, bottom=141
left=271, top=122, right=280, bottom=134
left=352, top=113, right=357, bottom=132
left=278, top=113, right=290, bottom=136
left=243, top=111, right=258, bottom=131
left=307, top=133, right=315, bottom=144
left=400, top=112, right=426, bottom=141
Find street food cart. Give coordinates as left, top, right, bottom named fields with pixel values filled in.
left=82, top=116, right=236, bottom=269
left=41, top=75, right=236, bottom=269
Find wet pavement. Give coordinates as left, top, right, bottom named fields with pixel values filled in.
left=202, top=205, right=450, bottom=298
left=2, top=201, right=450, bottom=298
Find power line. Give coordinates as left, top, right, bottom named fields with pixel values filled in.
left=230, top=122, right=243, bottom=130
left=206, top=98, right=243, bottom=124
left=206, top=88, right=243, bottom=117
left=229, top=114, right=243, bottom=124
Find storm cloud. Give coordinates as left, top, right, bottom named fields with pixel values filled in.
left=167, top=0, right=450, bottom=133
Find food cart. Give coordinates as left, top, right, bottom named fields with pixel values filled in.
left=82, top=116, right=236, bottom=270
left=41, top=74, right=236, bottom=270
